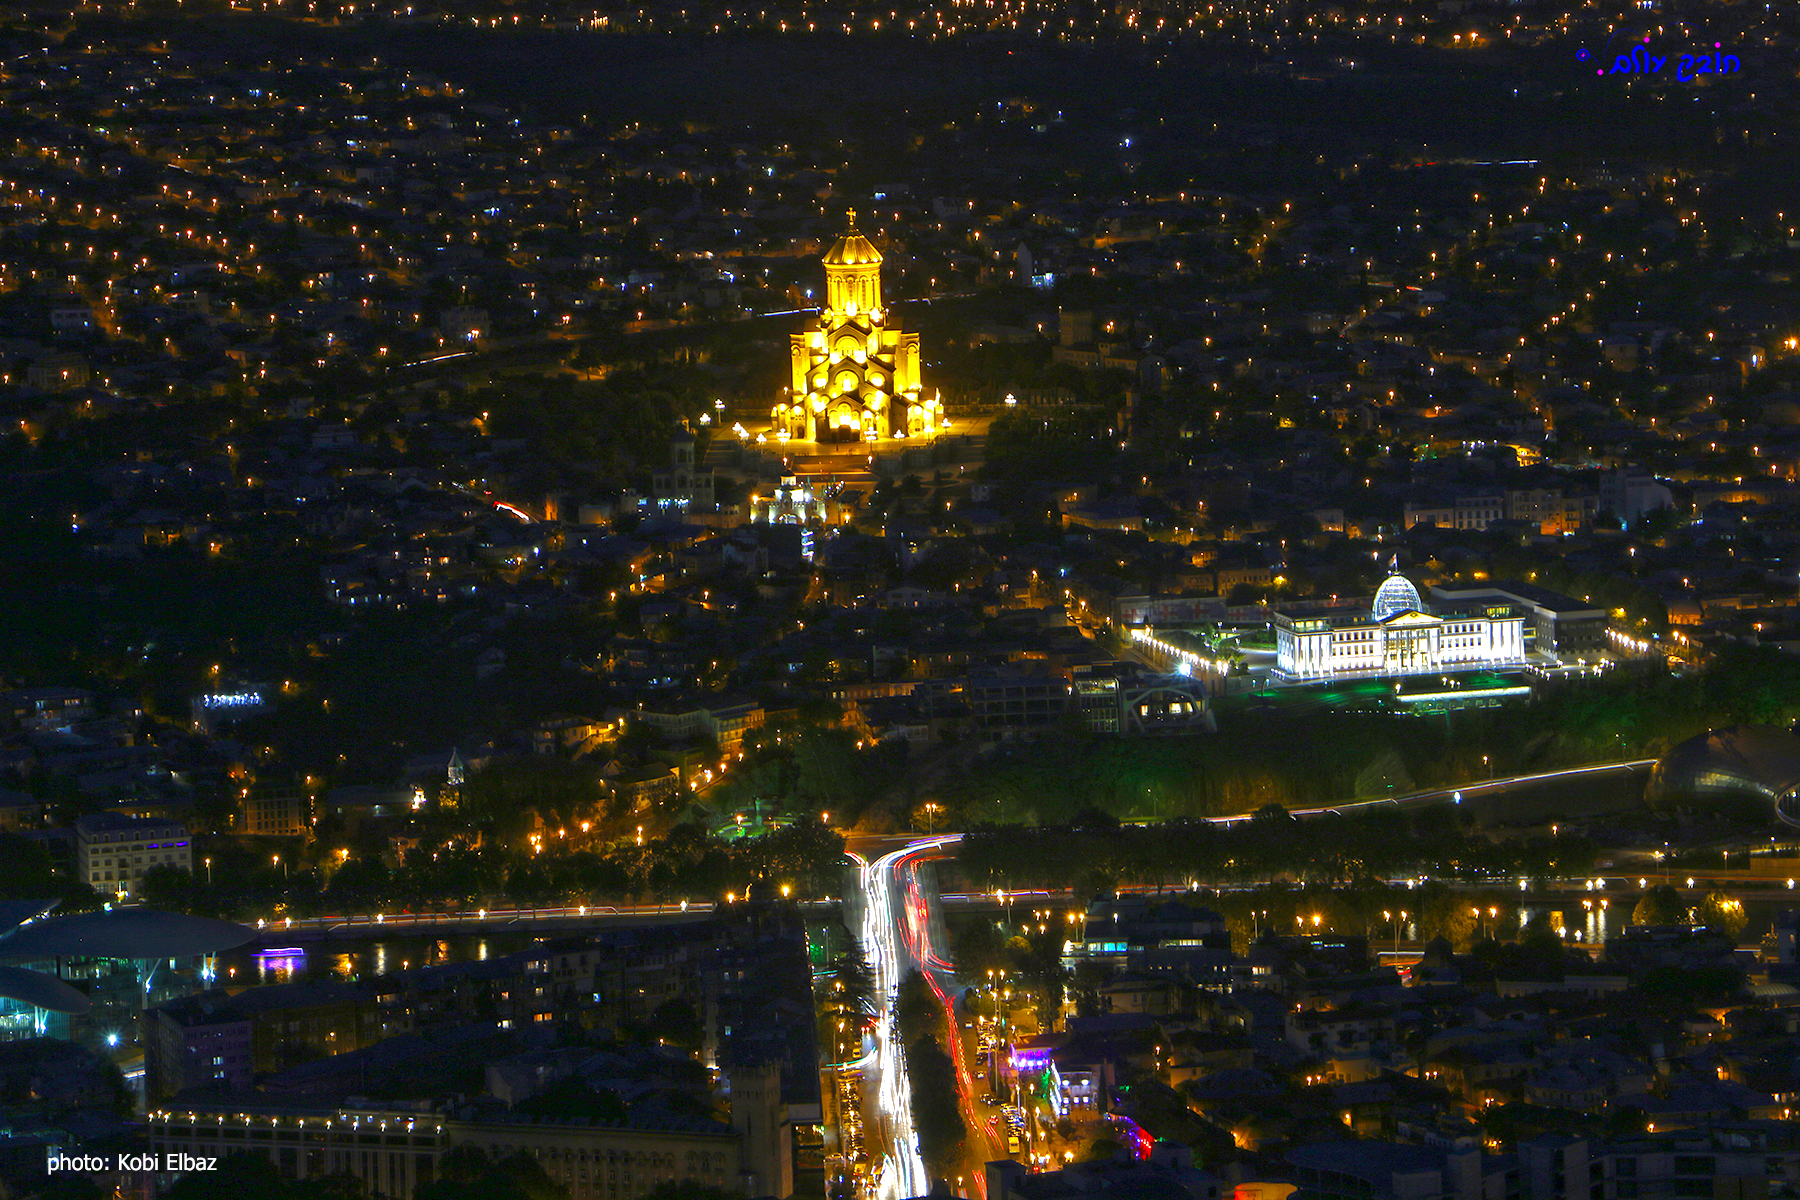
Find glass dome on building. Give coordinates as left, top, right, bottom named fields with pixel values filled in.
left=1372, top=572, right=1424, bottom=621
left=1648, top=725, right=1800, bottom=826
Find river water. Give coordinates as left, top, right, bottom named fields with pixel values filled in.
left=220, top=931, right=539, bottom=986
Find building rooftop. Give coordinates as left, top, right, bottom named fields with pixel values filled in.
left=0, top=909, right=253, bottom=962
left=1432, top=579, right=1604, bottom=617
left=821, top=211, right=882, bottom=267
left=1287, top=1139, right=1456, bottom=1181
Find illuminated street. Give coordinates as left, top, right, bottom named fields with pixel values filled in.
left=858, top=836, right=1002, bottom=1200
left=857, top=844, right=930, bottom=1200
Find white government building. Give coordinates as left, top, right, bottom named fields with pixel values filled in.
left=1273, top=571, right=1527, bottom=680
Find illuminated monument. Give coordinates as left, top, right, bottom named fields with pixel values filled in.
left=1272, top=566, right=1527, bottom=680
left=770, top=211, right=943, bottom=444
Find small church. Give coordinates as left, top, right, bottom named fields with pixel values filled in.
left=650, top=429, right=715, bottom=514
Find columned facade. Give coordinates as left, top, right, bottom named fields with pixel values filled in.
left=1274, top=573, right=1528, bottom=681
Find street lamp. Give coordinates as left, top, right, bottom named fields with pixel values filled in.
left=1384, top=910, right=1395, bottom=952
left=204, top=857, right=212, bottom=884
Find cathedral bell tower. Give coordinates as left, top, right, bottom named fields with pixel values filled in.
left=823, top=209, right=882, bottom=317
left=772, top=210, right=942, bottom=444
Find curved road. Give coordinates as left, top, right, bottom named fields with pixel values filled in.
left=855, top=844, right=929, bottom=1200
left=842, top=760, right=1659, bottom=860
left=1198, top=758, right=1658, bottom=824
left=857, top=837, right=995, bottom=1200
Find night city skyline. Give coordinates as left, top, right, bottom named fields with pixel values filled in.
left=1, top=0, right=1800, bottom=1197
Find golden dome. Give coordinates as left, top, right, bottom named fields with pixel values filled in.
left=822, top=209, right=882, bottom=267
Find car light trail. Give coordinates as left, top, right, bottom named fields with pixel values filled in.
left=1202, top=759, right=1657, bottom=824
left=858, top=837, right=970, bottom=1200
left=861, top=846, right=927, bottom=1200
left=897, top=837, right=992, bottom=1200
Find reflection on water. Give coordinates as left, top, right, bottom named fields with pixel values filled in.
left=1516, top=903, right=1611, bottom=944
left=1509, top=895, right=1800, bottom=948
left=226, top=935, right=508, bottom=984
left=255, top=947, right=306, bottom=984
left=1586, top=905, right=1610, bottom=945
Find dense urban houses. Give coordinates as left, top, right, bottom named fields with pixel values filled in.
left=0, top=0, right=1799, bottom=1198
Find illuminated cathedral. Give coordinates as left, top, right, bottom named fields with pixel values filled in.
left=770, top=211, right=943, bottom=443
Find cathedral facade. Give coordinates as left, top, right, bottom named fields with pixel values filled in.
left=770, top=211, right=943, bottom=443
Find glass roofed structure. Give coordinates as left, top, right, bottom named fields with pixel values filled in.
left=1372, top=573, right=1424, bottom=621
left=1648, top=725, right=1800, bottom=826
left=0, top=904, right=252, bottom=1054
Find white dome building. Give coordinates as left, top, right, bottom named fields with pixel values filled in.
left=1272, top=569, right=1527, bottom=681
